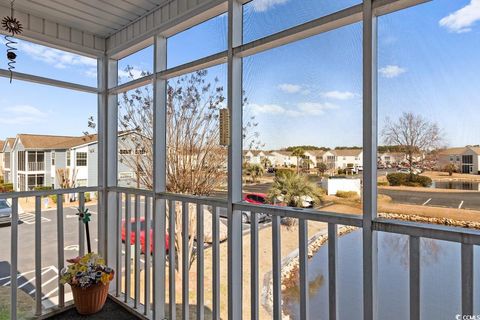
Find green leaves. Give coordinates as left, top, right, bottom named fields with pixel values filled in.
left=76, top=207, right=91, bottom=224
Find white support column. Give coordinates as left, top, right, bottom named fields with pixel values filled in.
left=97, top=56, right=107, bottom=257
left=362, top=0, right=378, bottom=319
left=99, top=54, right=119, bottom=283
left=227, top=1, right=244, bottom=320
left=153, top=34, right=167, bottom=320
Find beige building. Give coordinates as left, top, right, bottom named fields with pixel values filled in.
left=0, top=140, right=4, bottom=180
left=437, top=147, right=480, bottom=174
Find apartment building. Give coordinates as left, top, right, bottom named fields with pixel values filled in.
left=2, top=132, right=146, bottom=192
left=438, top=147, right=480, bottom=174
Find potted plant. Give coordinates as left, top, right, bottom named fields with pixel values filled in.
left=60, top=207, right=114, bottom=315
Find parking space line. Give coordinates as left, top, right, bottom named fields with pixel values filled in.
left=458, top=201, right=464, bottom=209
left=422, top=198, right=432, bottom=206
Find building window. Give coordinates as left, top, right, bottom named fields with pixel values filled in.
left=27, top=174, right=44, bottom=190
left=52, top=151, right=55, bottom=165
left=18, top=151, right=25, bottom=171
left=76, top=152, right=87, bottom=166
left=18, top=173, right=26, bottom=191
left=67, top=152, right=71, bottom=166
left=4, top=152, right=10, bottom=169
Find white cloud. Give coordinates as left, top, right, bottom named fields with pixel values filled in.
left=16, top=40, right=97, bottom=70
left=439, top=0, right=480, bottom=33
left=297, top=102, right=337, bottom=115
left=251, top=0, right=289, bottom=12
left=322, top=91, right=355, bottom=100
left=247, top=102, right=338, bottom=117
left=118, top=67, right=146, bottom=81
left=278, top=83, right=302, bottom=94
left=0, top=105, right=48, bottom=125
left=379, top=65, right=406, bottom=78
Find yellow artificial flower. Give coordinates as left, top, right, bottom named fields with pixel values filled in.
left=100, top=272, right=109, bottom=285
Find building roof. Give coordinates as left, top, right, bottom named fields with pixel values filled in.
left=307, top=150, right=327, bottom=157
left=273, top=150, right=293, bottom=156
left=15, top=134, right=98, bottom=150
left=0, top=140, right=4, bottom=152
left=437, top=147, right=468, bottom=156
left=333, top=149, right=363, bottom=157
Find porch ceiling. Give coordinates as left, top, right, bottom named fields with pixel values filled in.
left=0, top=0, right=167, bottom=37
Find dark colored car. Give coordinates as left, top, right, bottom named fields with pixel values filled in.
left=121, top=217, right=169, bottom=254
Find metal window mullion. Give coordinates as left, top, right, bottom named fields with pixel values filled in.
left=227, top=1, right=244, bottom=319
left=363, top=0, right=378, bottom=319
left=153, top=33, right=168, bottom=320
left=56, top=195, right=65, bottom=308
left=35, top=196, right=42, bottom=316
left=461, top=243, right=474, bottom=315
left=409, top=236, right=420, bottom=320
left=10, top=197, right=18, bottom=320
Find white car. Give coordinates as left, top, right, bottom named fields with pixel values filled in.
left=0, top=199, right=12, bottom=225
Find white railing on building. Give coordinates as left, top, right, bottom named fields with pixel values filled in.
left=27, top=162, right=45, bottom=172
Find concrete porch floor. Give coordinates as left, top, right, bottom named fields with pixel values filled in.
left=46, top=298, right=142, bottom=319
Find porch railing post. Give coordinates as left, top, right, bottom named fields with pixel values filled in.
left=362, top=0, right=378, bottom=319
left=228, top=1, right=244, bottom=319
left=98, top=54, right=119, bottom=289
left=153, top=34, right=167, bottom=320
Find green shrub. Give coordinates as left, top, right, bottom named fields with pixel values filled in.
left=410, top=175, right=432, bottom=187
left=275, top=168, right=294, bottom=177
left=336, top=191, right=358, bottom=198
left=386, top=173, right=408, bottom=186
left=387, top=173, right=432, bottom=187
left=330, top=175, right=347, bottom=179
left=337, top=168, right=346, bottom=175
left=377, top=181, right=389, bottom=186
left=0, top=183, right=13, bottom=192
left=85, top=193, right=91, bottom=202
left=49, top=194, right=57, bottom=204
left=34, top=186, right=53, bottom=191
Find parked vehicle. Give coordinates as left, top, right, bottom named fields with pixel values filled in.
left=244, top=193, right=268, bottom=205
left=121, top=217, right=169, bottom=254
left=0, top=199, right=12, bottom=226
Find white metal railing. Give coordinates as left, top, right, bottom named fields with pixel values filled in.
left=2, top=187, right=98, bottom=319
left=108, top=187, right=480, bottom=320
left=27, top=162, right=45, bottom=171
left=4, top=185, right=480, bottom=319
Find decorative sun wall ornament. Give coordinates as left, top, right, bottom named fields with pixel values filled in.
left=1, top=0, right=23, bottom=83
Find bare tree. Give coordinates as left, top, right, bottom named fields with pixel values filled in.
left=92, top=67, right=261, bottom=276
left=381, top=112, right=442, bottom=171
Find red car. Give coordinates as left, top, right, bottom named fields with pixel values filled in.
left=121, top=217, right=169, bottom=254
left=243, top=193, right=268, bottom=205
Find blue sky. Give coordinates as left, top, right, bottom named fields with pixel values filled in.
left=0, top=0, right=479, bottom=150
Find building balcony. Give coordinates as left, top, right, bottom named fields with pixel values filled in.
left=27, top=162, right=45, bottom=172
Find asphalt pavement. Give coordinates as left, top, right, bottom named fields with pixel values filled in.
left=378, top=189, right=480, bottom=210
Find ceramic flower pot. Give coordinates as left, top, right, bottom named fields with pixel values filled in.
left=71, top=282, right=109, bottom=315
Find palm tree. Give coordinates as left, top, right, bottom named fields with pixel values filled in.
left=245, top=163, right=265, bottom=183
left=291, top=148, right=305, bottom=174
left=268, top=171, right=320, bottom=226
left=260, top=157, right=271, bottom=169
